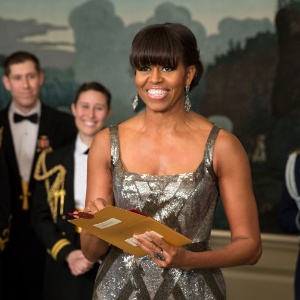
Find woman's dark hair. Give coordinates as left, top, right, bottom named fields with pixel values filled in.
left=129, top=23, right=203, bottom=91
left=74, top=81, right=112, bottom=110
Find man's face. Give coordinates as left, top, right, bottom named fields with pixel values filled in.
left=2, top=60, right=44, bottom=113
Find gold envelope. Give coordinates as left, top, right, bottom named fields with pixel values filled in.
left=69, top=206, right=192, bottom=257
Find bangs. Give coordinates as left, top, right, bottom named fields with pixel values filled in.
left=130, top=26, right=182, bottom=69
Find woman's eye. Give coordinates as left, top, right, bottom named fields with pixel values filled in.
left=162, top=66, right=173, bottom=72
left=138, top=66, right=150, bottom=72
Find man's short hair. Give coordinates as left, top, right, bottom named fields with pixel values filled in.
left=3, top=51, right=41, bottom=76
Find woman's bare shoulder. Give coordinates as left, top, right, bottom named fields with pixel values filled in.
left=91, top=127, right=111, bottom=150
left=215, top=127, right=243, bottom=150
left=117, top=115, right=143, bottom=137
left=213, top=127, right=249, bottom=173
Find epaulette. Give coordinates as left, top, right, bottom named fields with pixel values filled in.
left=285, top=152, right=300, bottom=210
left=34, top=148, right=66, bottom=223
left=288, top=148, right=300, bottom=155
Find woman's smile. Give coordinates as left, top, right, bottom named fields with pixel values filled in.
left=147, top=88, right=169, bottom=99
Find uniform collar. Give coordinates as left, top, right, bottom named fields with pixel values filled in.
left=9, top=100, right=41, bottom=117
left=75, top=134, right=89, bottom=155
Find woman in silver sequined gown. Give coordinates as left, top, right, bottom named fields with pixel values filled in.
left=81, top=23, right=262, bottom=300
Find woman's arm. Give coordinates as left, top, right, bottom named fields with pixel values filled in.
left=80, top=128, right=114, bottom=262
left=203, top=129, right=262, bottom=267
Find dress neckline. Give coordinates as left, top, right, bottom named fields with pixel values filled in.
left=110, top=123, right=221, bottom=179
left=122, top=160, right=204, bottom=178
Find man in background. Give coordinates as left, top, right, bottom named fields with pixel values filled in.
left=280, top=150, right=300, bottom=299
left=0, top=147, right=11, bottom=300
left=0, top=51, right=77, bottom=300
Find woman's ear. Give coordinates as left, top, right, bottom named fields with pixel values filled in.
left=71, top=103, right=76, bottom=117
left=185, top=65, right=196, bottom=87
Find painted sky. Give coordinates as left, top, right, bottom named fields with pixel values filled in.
left=1, top=0, right=277, bottom=52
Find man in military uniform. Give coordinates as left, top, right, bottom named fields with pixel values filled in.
left=0, top=51, right=77, bottom=300
left=280, top=150, right=300, bottom=299
left=0, top=147, right=11, bottom=300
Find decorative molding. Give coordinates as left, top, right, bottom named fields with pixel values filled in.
left=211, top=230, right=298, bottom=300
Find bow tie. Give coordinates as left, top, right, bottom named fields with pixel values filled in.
left=83, top=148, right=89, bottom=155
left=13, top=113, right=39, bottom=124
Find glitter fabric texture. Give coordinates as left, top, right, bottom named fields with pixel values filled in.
left=93, top=124, right=226, bottom=300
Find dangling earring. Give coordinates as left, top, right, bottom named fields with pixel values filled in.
left=132, top=93, right=139, bottom=111
left=184, top=86, right=191, bottom=112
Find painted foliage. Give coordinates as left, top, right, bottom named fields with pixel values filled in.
left=2, top=0, right=300, bottom=233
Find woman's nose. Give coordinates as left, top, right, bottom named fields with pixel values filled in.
left=87, top=108, right=95, bottom=118
left=149, top=68, right=162, bottom=83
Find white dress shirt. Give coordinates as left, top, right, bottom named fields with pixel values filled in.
left=9, top=102, right=41, bottom=182
left=74, top=135, right=89, bottom=210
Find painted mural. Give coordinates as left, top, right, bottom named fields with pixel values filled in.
left=2, top=0, right=300, bottom=233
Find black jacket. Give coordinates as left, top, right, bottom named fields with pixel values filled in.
left=0, top=103, right=77, bottom=300
left=0, top=148, right=10, bottom=252
left=32, top=142, right=98, bottom=300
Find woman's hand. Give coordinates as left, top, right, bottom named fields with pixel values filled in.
left=66, top=250, right=95, bottom=276
left=80, top=197, right=111, bottom=261
left=85, top=197, right=108, bottom=214
left=133, top=231, right=190, bottom=269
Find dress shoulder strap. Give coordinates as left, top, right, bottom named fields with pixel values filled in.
left=203, top=124, right=222, bottom=169
left=109, top=124, right=120, bottom=166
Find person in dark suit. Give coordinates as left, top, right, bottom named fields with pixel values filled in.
left=0, top=147, right=11, bottom=300
left=0, top=51, right=77, bottom=300
left=279, top=150, right=300, bottom=300
left=32, top=81, right=112, bottom=300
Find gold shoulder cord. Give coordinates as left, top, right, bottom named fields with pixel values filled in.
left=0, top=126, right=12, bottom=251
left=34, top=148, right=67, bottom=223
left=0, top=215, right=12, bottom=252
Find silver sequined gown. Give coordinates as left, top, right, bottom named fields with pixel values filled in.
left=93, top=124, right=226, bottom=300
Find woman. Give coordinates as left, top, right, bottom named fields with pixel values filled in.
left=32, top=82, right=111, bottom=300
left=81, top=23, right=262, bottom=299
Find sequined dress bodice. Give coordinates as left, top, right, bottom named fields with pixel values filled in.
left=93, top=124, right=226, bottom=300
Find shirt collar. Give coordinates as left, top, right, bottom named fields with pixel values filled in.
left=9, top=100, right=41, bottom=117
left=75, top=134, right=89, bottom=155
